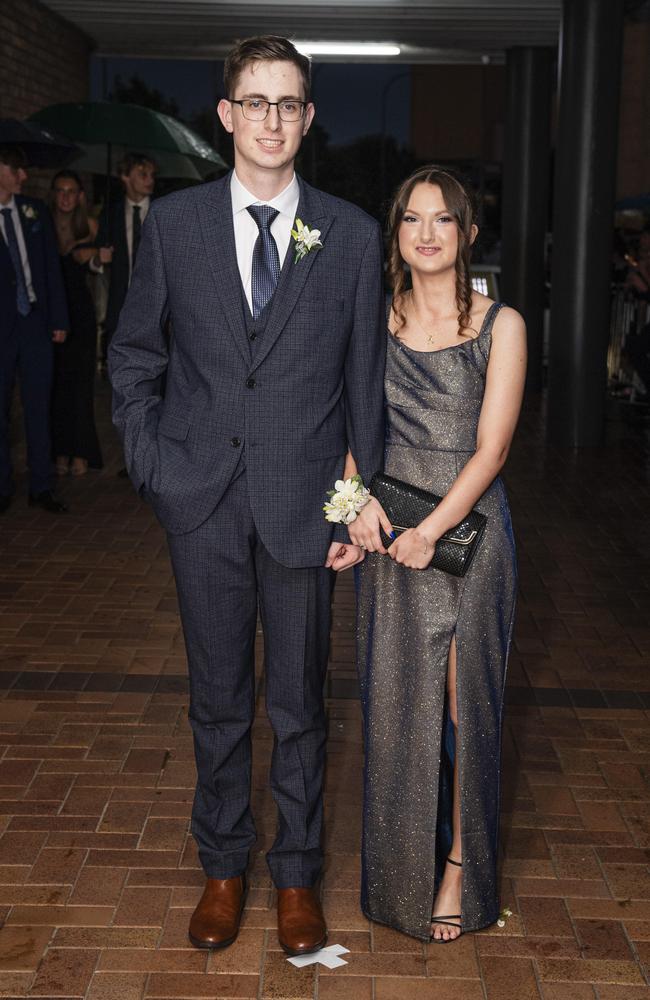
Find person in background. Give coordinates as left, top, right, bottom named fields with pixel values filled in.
left=0, top=146, right=69, bottom=514
left=97, top=152, right=156, bottom=477
left=97, top=152, right=157, bottom=350
left=623, top=226, right=650, bottom=400
left=625, top=226, right=650, bottom=302
left=49, top=170, right=107, bottom=476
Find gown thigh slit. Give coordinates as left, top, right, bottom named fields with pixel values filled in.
left=357, top=302, right=517, bottom=940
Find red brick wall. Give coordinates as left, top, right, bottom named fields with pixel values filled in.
left=617, top=20, right=650, bottom=200
left=410, top=24, right=649, bottom=203
left=0, top=0, right=91, bottom=196
left=410, top=64, right=507, bottom=164
left=0, top=0, right=90, bottom=119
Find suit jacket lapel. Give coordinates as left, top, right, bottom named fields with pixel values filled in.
left=197, top=174, right=251, bottom=365
left=15, top=196, right=32, bottom=250
left=251, top=179, right=334, bottom=372
left=0, top=206, right=11, bottom=270
left=0, top=232, right=12, bottom=279
left=11, top=196, right=35, bottom=280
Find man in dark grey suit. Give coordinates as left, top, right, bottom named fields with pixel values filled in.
left=109, top=35, right=385, bottom=955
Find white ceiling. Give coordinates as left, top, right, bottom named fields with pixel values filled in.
left=43, top=1, right=563, bottom=63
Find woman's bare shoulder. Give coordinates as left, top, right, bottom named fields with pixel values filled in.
left=493, top=304, right=526, bottom=337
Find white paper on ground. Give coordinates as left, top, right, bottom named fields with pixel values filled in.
left=317, top=953, right=349, bottom=969
left=287, top=944, right=351, bottom=968
left=324, top=945, right=350, bottom=956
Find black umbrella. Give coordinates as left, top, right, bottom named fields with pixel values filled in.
left=0, top=119, right=80, bottom=168
left=30, top=102, right=227, bottom=180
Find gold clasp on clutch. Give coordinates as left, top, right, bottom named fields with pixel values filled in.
left=444, top=530, right=478, bottom=546
left=391, top=525, right=478, bottom=546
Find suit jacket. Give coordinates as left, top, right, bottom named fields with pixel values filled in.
left=109, top=173, right=386, bottom=567
left=97, top=197, right=129, bottom=337
left=0, top=196, right=68, bottom=334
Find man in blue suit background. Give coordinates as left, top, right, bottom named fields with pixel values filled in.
left=110, top=36, right=385, bottom=956
left=0, top=146, right=69, bottom=513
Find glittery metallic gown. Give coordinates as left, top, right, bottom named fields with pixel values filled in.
left=357, top=301, right=517, bottom=940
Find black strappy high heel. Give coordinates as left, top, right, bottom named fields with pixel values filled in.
left=430, top=856, right=463, bottom=943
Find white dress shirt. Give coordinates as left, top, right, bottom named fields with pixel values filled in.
left=230, top=171, right=300, bottom=313
left=125, top=195, right=150, bottom=280
left=0, top=197, right=37, bottom=302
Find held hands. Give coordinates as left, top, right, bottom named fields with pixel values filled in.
left=348, top=497, right=395, bottom=555
left=325, top=500, right=437, bottom=571
left=51, top=329, right=67, bottom=343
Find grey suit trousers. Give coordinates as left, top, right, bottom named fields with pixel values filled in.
left=167, top=470, right=333, bottom=887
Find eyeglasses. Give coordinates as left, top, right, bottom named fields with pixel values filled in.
left=229, top=98, right=307, bottom=122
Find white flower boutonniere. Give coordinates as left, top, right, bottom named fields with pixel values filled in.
left=323, top=475, right=371, bottom=524
left=21, top=204, right=38, bottom=222
left=291, top=217, right=323, bottom=263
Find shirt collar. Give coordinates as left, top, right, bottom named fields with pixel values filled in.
left=1, top=197, right=17, bottom=212
left=230, top=171, right=299, bottom=219
left=127, top=196, right=150, bottom=210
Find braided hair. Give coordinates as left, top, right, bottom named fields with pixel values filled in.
left=386, top=165, right=477, bottom=337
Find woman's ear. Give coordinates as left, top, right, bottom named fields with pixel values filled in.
left=469, top=224, right=479, bottom=246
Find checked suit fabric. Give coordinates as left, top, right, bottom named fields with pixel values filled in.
left=247, top=204, right=280, bottom=318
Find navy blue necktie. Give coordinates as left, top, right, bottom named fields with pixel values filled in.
left=247, top=205, right=280, bottom=319
left=1, top=208, right=31, bottom=316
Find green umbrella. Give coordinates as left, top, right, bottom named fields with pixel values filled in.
left=29, top=101, right=227, bottom=183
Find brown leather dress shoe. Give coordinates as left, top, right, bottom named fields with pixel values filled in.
left=188, top=876, right=246, bottom=950
left=277, top=887, right=327, bottom=956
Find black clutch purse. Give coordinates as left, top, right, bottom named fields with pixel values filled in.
left=369, top=472, right=487, bottom=577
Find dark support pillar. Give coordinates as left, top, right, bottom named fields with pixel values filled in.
left=547, top=0, right=625, bottom=446
left=501, top=47, right=552, bottom=394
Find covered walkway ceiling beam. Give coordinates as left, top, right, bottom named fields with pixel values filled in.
left=42, top=1, right=561, bottom=62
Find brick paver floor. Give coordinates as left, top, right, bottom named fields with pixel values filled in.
left=0, top=386, right=649, bottom=999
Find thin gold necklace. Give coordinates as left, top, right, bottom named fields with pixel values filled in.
left=408, top=293, right=446, bottom=347
left=408, top=293, right=477, bottom=347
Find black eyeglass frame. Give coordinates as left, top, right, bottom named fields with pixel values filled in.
left=228, top=98, right=308, bottom=121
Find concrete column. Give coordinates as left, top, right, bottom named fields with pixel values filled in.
left=547, top=0, right=625, bottom=446
left=501, top=47, right=553, bottom=394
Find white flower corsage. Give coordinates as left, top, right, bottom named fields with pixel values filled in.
left=323, top=474, right=370, bottom=524
left=291, top=218, right=323, bottom=263
left=21, top=204, right=38, bottom=221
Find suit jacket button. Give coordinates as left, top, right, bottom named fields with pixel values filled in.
left=249, top=332, right=257, bottom=341
left=230, top=437, right=241, bottom=448
left=246, top=377, right=256, bottom=389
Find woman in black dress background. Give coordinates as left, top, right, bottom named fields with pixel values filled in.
left=49, top=170, right=105, bottom=475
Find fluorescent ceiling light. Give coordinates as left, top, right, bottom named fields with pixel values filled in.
left=295, top=42, right=401, bottom=57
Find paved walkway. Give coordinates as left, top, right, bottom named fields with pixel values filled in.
left=0, top=388, right=649, bottom=999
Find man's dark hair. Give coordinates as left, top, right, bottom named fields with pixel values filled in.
left=0, top=146, right=28, bottom=169
left=118, top=151, right=157, bottom=177
left=224, top=35, right=311, bottom=100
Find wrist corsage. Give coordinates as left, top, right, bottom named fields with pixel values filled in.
left=323, top=474, right=371, bottom=524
